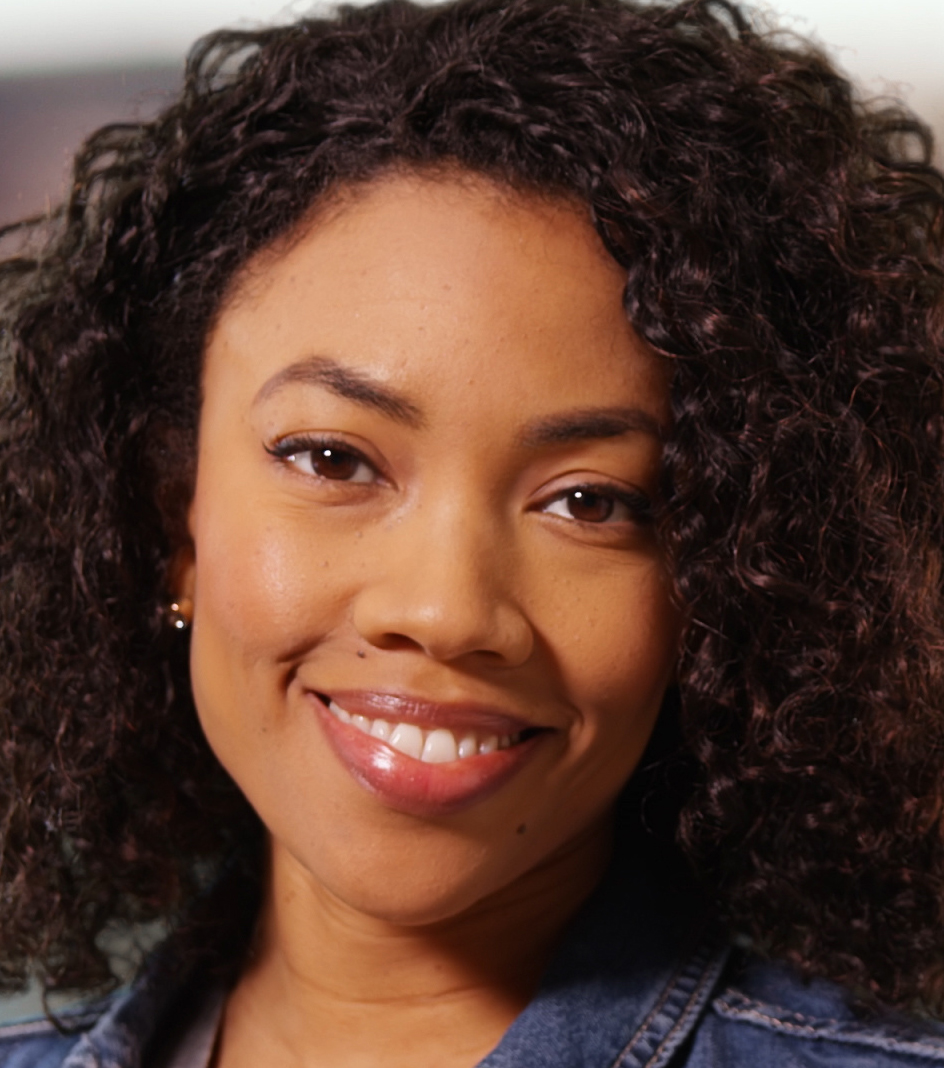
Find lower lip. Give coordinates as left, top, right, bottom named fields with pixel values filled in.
left=312, top=695, right=545, bottom=817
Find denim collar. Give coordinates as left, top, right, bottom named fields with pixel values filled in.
left=59, top=960, right=177, bottom=1068
left=479, top=845, right=728, bottom=1068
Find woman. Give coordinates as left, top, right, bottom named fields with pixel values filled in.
left=2, top=0, right=944, bottom=1064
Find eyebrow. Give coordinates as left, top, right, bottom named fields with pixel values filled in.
left=253, top=355, right=425, bottom=427
left=518, top=407, right=664, bottom=448
left=254, top=356, right=662, bottom=444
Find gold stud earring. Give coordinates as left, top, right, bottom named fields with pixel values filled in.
left=165, top=598, right=194, bottom=631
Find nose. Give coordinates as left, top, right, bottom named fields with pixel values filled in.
left=350, top=498, right=534, bottom=667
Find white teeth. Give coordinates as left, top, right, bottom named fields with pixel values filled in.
left=422, top=728, right=458, bottom=764
left=370, top=719, right=391, bottom=741
left=329, top=700, right=351, bottom=724
left=326, top=699, right=521, bottom=762
left=388, top=723, right=424, bottom=760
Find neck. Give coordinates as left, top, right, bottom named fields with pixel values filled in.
left=217, top=824, right=611, bottom=1068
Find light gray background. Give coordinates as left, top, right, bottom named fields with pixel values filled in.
left=0, top=0, right=942, bottom=225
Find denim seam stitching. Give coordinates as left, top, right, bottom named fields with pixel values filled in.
left=609, top=939, right=724, bottom=1068
left=607, top=965, right=685, bottom=1067
left=640, top=946, right=729, bottom=1068
left=715, top=993, right=944, bottom=1058
left=717, top=992, right=832, bottom=1031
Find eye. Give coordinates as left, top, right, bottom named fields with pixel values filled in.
left=541, top=486, right=651, bottom=525
left=267, top=437, right=377, bottom=483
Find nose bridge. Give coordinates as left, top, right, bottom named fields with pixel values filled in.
left=351, top=485, right=533, bottom=665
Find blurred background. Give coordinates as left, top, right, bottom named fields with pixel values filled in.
left=1, top=0, right=942, bottom=227
left=0, top=0, right=941, bottom=1022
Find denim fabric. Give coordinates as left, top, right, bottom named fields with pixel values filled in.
left=0, top=950, right=189, bottom=1068
left=4, top=852, right=944, bottom=1068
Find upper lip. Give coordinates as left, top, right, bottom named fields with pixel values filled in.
left=313, top=689, right=543, bottom=735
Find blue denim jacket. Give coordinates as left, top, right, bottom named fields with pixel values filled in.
left=4, top=848, right=944, bottom=1068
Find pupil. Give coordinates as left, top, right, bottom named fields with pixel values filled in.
left=316, top=448, right=357, bottom=479
left=569, top=490, right=612, bottom=522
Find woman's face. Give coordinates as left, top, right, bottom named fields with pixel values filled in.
left=179, top=172, right=680, bottom=924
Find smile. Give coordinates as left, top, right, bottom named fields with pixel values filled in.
left=312, top=691, right=548, bottom=816
left=327, top=699, right=522, bottom=762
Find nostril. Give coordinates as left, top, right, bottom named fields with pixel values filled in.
left=365, top=631, right=428, bottom=654
left=351, top=582, right=534, bottom=666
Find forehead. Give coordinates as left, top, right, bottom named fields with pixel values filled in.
left=204, top=171, right=670, bottom=422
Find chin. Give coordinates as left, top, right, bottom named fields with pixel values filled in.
left=287, top=841, right=511, bottom=927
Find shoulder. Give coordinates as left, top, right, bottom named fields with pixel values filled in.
left=0, top=936, right=225, bottom=1068
left=0, top=1006, right=104, bottom=1068
left=0, top=953, right=185, bottom=1068
left=689, top=955, right=944, bottom=1067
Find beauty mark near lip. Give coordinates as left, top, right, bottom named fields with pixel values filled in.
left=311, top=692, right=547, bottom=817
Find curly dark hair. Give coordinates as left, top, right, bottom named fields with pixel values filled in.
left=2, top=0, right=944, bottom=1011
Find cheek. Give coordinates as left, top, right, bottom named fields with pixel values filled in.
left=191, top=507, right=345, bottom=658
left=185, top=503, right=355, bottom=761
left=548, top=561, right=679, bottom=748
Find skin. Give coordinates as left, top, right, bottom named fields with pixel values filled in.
left=175, top=171, right=680, bottom=1067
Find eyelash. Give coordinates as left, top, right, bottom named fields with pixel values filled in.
left=539, top=484, right=653, bottom=527
left=266, top=436, right=652, bottom=527
left=265, top=435, right=380, bottom=483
